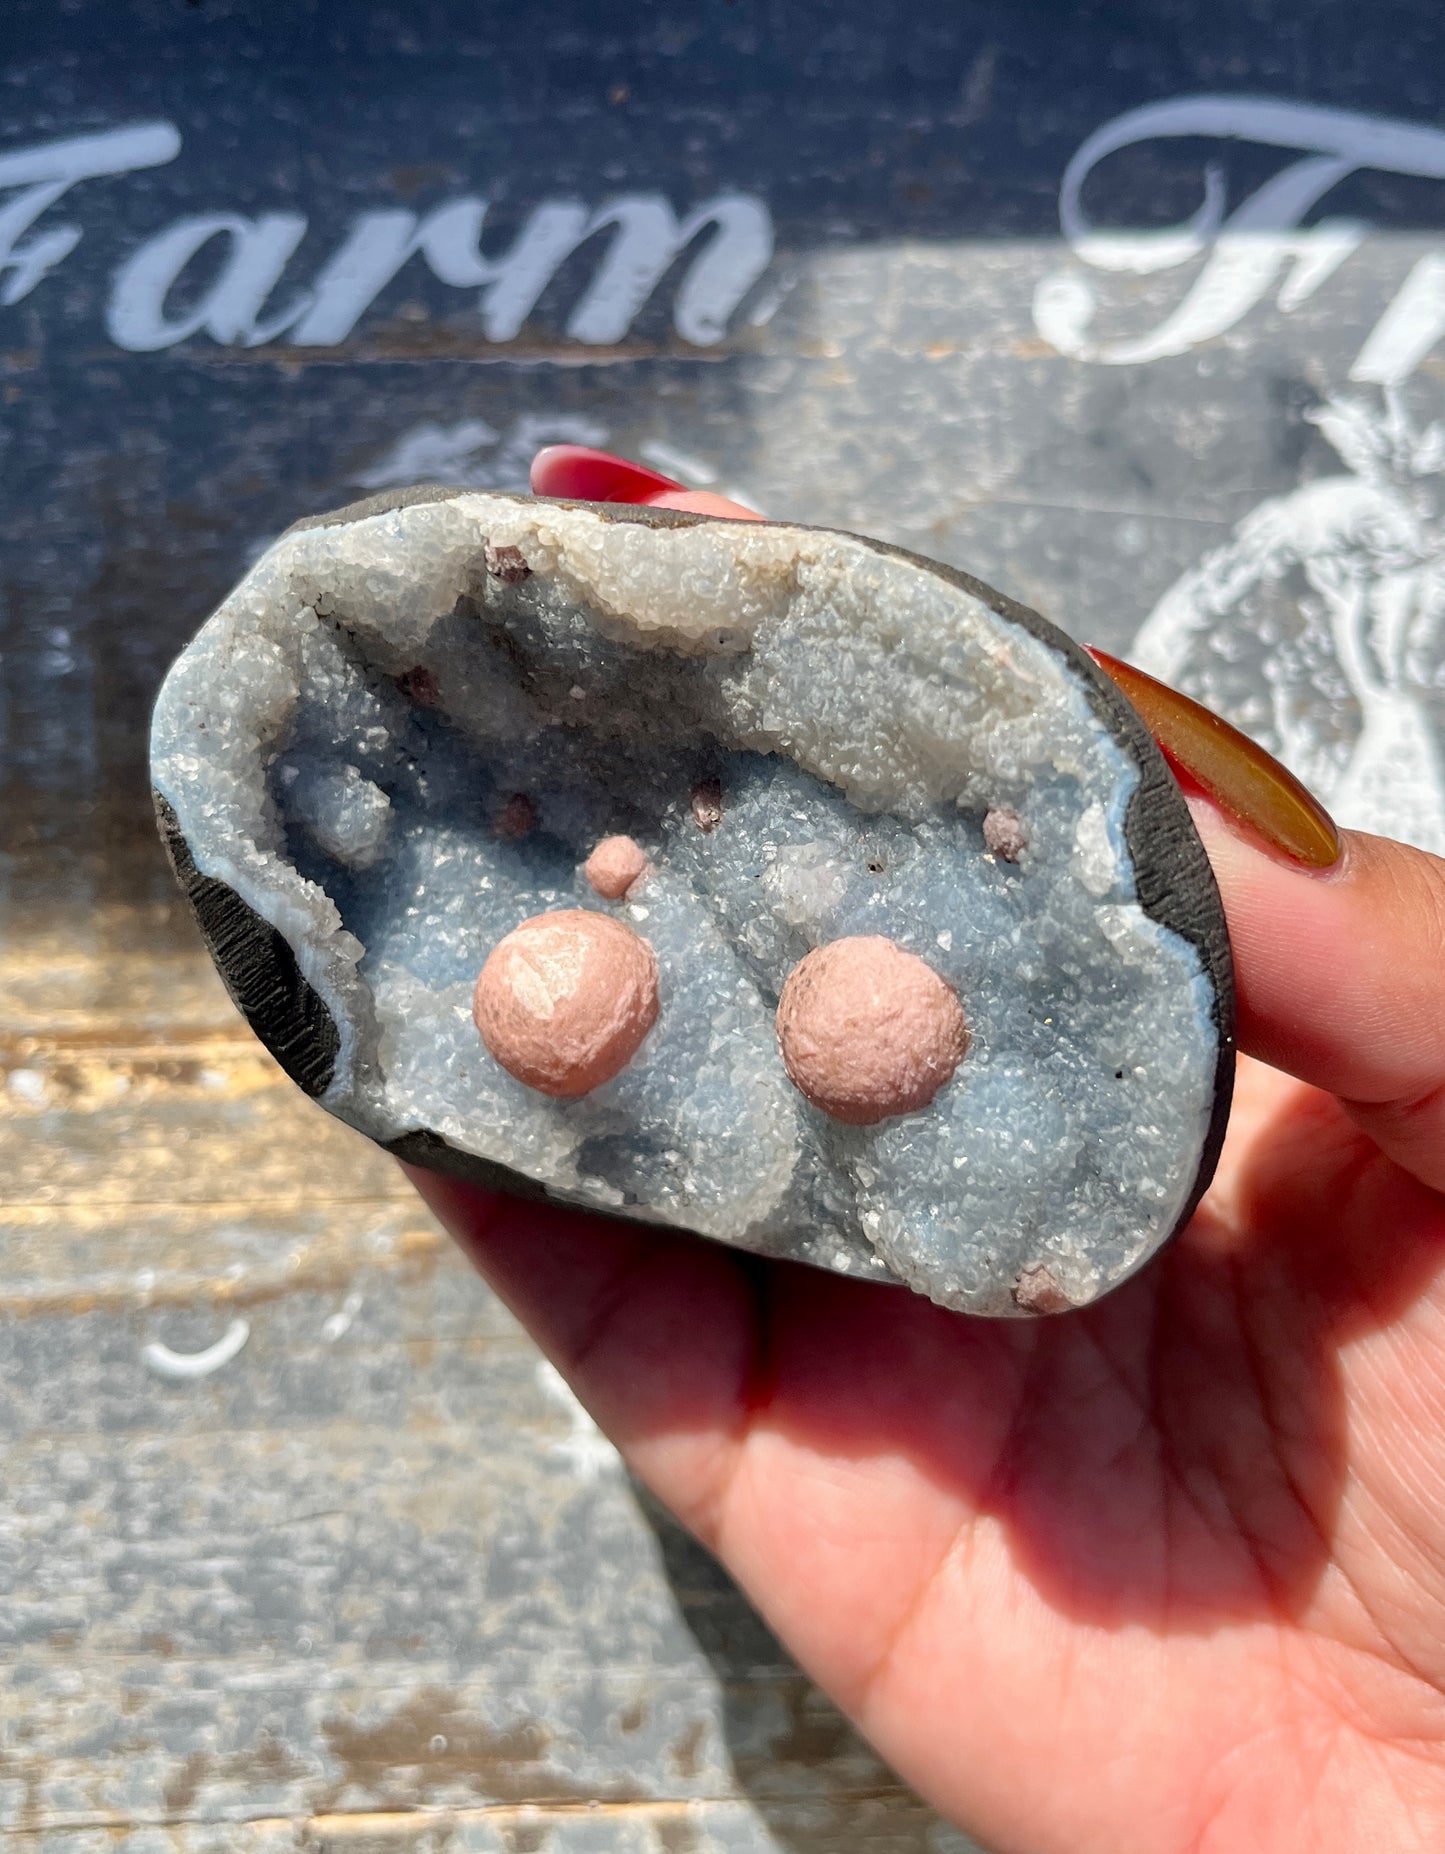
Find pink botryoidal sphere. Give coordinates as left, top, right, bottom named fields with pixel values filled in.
left=775, top=935, right=968, bottom=1126
left=475, top=909, right=659, bottom=1098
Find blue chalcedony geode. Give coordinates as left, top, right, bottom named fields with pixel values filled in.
left=151, top=488, right=1234, bottom=1316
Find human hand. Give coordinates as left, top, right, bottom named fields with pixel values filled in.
left=408, top=449, right=1445, bottom=1853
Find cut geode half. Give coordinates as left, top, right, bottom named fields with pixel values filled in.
left=151, top=487, right=1234, bottom=1317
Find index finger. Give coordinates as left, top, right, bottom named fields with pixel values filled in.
left=1190, top=807, right=1445, bottom=1191
left=530, top=445, right=763, bottom=519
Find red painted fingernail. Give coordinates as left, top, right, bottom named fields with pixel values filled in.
left=1087, top=648, right=1341, bottom=871
left=530, top=446, right=684, bottom=503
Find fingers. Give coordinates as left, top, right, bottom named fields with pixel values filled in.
left=1089, top=650, right=1340, bottom=870
left=1084, top=653, right=1445, bottom=1190
left=529, top=445, right=682, bottom=501
left=1190, top=802, right=1445, bottom=1192
left=530, top=444, right=762, bottom=520
left=644, top=489, right=766, bottom=520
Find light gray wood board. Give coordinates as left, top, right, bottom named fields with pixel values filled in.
left=0, top=944, right=983, bottom=1851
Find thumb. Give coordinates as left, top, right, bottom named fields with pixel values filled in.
left=1192, top=803, right=1445, bottom=1193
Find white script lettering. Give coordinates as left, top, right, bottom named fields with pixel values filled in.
left=281, top=192, right=773, bottom=347
left=0, top=124, right=180, bottom=307
left=106, top=212, right=309, bottom=348
left=0, top=123, right=773, bottom=352
left=1351, top=253, right=1445, bottom=386
left=1034, top=96, right=1445, bottom=376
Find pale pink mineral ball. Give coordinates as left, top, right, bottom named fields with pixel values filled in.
left=775, top=935, right=967, bottom=1125
left=474, top=909, right=659, bottom=1098
left=583, top=834, right=649, bottom=900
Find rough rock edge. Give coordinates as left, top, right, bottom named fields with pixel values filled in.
left=154, top=791, right=340, bottom=1099
left=158, top=485, right=1236, bottom=1311
left=852, top=534, right=1237, bottom=1264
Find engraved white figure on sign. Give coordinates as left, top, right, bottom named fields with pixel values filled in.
left=1133, top=392, right=1445, bottom=854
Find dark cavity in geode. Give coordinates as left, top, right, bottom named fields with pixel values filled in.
left=151, top=488, right=1234, bottom=1317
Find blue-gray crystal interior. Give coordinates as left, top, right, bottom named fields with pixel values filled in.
left=151, top=493, right=1221, bottom=1316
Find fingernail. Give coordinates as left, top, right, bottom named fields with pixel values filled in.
left=1086, top=648, right=1341, bottom=871
left=530, top=445, right=684, bottom=503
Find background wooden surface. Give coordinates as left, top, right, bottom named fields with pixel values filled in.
left=5, top=0, right=1445, bottom=1845
left=0, top=900, right=980, bottom=1851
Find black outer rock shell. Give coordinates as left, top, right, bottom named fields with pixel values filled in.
left=155, top=488, right=1236, bottom=1303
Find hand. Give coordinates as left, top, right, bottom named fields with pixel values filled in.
left=409, top=452, right=1445, bottom=1853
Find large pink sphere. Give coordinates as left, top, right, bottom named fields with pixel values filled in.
left=775, top=936, right=967, bottom=1125
left=474, top=910, right=659, bottom=1098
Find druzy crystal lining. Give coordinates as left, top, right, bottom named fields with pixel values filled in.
left=152, top=491, right=1230, bottom=1316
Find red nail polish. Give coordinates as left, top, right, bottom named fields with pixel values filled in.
left=1087, top=647, right=1341, bottom=871
left=530, top=446, right=684, bottom=503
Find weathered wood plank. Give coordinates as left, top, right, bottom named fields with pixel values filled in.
left=0, top=912, right=234, bottom=1036
left=0, top=1797, right=981, bottom=1853
left=0, top=1244, right=975, bottom=1848
left=0, top=923, right=975, bottom=1850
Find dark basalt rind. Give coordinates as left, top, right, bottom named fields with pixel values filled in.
left=384, top=1127, right=552, bottom=1200
left=157, top=487, right=1236, bottom=1287
left=155, top=790, right=340, bottom=1100
left=159, top=784, right=567, bottom=1201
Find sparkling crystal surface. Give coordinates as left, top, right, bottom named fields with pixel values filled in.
left=152, top=493, right=1224, bottom=1315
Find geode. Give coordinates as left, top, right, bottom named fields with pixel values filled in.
left=151, top=488, right=1234, bottom=1317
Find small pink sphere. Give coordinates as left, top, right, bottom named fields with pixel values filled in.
left=474, top=910, right=659, bottom=1098
left=584, top=834, right=649, bottom=900
left=775, top=936, right=967, bottom=1125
